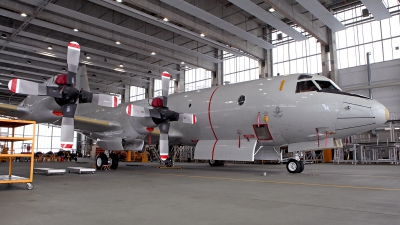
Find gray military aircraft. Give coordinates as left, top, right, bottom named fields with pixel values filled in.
left=2, top=42, right=389, bottom=173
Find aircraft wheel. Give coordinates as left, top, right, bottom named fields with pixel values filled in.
left=26, top=183, right=34, bottom=190
left=286, top=159, right=300, bottom=173
left=209, top=160, right=223, bottom=167
left=96, top=153, right=108, bottom=170
left=298, top=160, right=305, bottom=173
left=109, top=153, right=119, bottom=170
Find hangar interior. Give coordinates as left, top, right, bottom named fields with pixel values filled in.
left=0, top=0, right=399, bottom=156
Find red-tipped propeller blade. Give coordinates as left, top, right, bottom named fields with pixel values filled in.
left=161, top=71, right=170, bottom=107
left=158, top=123, right=170, bottom=161
left=80, top=90, right=118, bottom=107
left=67, top=41, right=80, bottom=85
left=8, top=78, right=63, bottom=98
left=178, top=113, right=197, bottom=124
left=126, top=104, right=161, bottom=118
left=60, top=103, right=76, bottom=150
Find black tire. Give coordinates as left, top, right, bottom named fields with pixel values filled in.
left=209, top=160, right=224, bottom=167
left=109, top=153, right=119, bottom=170
left=298, top=160, right=305, bottom=173
left=286, top=159, right=300, bottom=173
left=96, top=153, right=108, bottom=170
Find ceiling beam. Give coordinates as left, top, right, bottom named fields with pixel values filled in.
left=263, top=0, right=329, bottom=45
left=227, top=0, right=307, bottom=41
left=91, top=0, right=251, bottom=59
left=124, top=0, right=264, bottom=59
left=161, top=0, right=274, bottom=50
left=18, top=0, right=221, bottom=64
left=0, top=2, right=211, bottom=70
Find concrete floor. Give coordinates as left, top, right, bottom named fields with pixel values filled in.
left=0, top=161, right=400, bottom=225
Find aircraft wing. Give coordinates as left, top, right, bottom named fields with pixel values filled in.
left=72, top=115, right=121, bottom=133
left=0, top=103, right=30, bottom=118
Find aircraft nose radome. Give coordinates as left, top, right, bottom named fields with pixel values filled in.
left=336, top=97, right=388, bottom=137
left=373, top=101, right=389, bottom=126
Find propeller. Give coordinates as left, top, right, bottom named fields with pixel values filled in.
left=8, top=41, right=118, bottom=149
left=126, top=71, right=197, bottom=163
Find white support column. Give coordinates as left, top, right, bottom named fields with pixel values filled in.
left=145, top=78, right=154, bottom=99
left=320, top=43, right=330, bottom=78
left=177, top=68, right=185, bottom=93
left=328, top=29, right=339, bottom=84
left=212, top=49, right=223, bottom=86
left=122, top=85, right=128, bottom=103
left=259, top=27, right=272, bottom=78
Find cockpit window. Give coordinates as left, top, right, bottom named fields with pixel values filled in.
left=315, top=80, right=339, bottom=91
left=297, top=74, right=313, bottom=80
left=296, top=81, right=318, bottom=93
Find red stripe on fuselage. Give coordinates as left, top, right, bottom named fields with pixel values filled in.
left=208, top=86, right=220, bottom=140
left=208, top=86, right=220, bottom=159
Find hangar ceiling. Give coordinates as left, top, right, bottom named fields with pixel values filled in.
left=0, top=0, right=381, bottom=104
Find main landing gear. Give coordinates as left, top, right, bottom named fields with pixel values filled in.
left=96, top=152, right=119, bottom=170
left=208, top=160, right=225, bottom=167
left=286, top=159, right=304, bottom=173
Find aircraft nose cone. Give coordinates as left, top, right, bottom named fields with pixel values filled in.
left=373, top=102, right=389, bottom=125
left=336, top=97, right=388, bottom=137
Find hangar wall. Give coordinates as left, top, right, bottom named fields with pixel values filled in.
left=337, top=58, right=400, bottom=118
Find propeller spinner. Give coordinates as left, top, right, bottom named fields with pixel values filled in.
left=126, top=71, right=197, bottom=163
left=8, top=42, right=118, bottom=150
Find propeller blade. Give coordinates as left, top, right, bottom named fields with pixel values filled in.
left=80, top=91, right=118, bottom=107
left=60, top=103, right=77, bottom=150
left=126, top=104, right=161, bottom=118
left=67, top=41, right=80, bottom=85
left=161, top=71, right=170, bottom=107
left=178, top=113, right=197, bottom=124
left=158, top=123, right=170, bottom=161
left=8, top=78, right=62, bottom=97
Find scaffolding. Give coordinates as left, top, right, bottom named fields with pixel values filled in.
left=333, top=143, right=399, bottom=165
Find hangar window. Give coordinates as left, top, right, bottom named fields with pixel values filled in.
left=315, top=80, right=339, bottom=91
left=237, top=95, right=245, bottom=105
left=296, top=81, right=318, bottom=93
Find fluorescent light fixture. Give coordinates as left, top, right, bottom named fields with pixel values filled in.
left=151, top=52, right=156, bottom=55
left=200, top=33, right=205, bottom=37
left=73, top=28, right=79, bottom=32
left=116, top=0, right=122, bottom=2
left=21, top=13, right=27, bottom=17
left=119, top=63, right=124, bottom=67
left=163, top=18, right=169, bottom=21
left=38, top=51, right=56, bottom=57
left=295, top=0, right=346, bottom=32
left=47, top=45, right=52, bottom=50
left=181, top=62, right=185, bottom=64
left=114, top=68, right=125, bottom=72
left=116, top=41, right=121, bottom=44
left=360, top=0, right=390, bottom=21
left=269, top=8, right=275, bottom=12
left=86, top=55, right=91, bottom=59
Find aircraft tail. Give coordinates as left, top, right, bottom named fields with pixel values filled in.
left=76, top=65, right=90, bottom=92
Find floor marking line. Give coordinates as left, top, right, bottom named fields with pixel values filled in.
left=150, top=172, right=400, bottom=192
